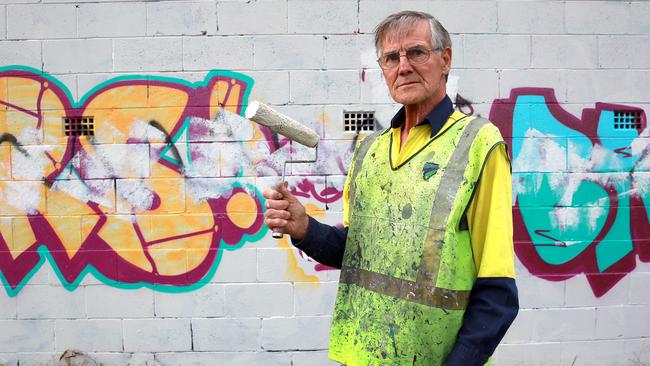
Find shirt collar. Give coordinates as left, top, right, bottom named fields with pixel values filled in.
left=390, top=95, right=454, bottom=137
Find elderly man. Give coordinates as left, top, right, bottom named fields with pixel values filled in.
left=263, top=10, right=518, bottom=366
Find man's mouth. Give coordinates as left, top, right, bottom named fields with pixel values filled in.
left=397, top=81, right=418, bottom=88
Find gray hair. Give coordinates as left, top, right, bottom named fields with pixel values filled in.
left=374, top=11, right=451, bottom=56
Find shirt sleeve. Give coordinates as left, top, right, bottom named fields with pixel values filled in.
left=467, top=143, right=516, bottom=278
left=445, top=143, right=519, bottom=366
left=291, top=216, right=348, bottom=269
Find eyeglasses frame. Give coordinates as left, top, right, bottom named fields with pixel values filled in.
left=376, top=46, right=442, bottom=70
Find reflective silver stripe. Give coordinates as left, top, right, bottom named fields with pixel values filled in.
left=340, top=267, right=470, bottom=310
left=416, top=117, right=489, bottom=286
left=347, top=131, right=384, bottom=210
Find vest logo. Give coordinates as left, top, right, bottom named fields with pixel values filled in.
left=423, top=162, right=439, bottom=180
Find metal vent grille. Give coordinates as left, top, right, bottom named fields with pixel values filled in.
left=344, top=111, right=375, bottom=132
left=613, top=110, right=642, bottom=130
left=64, top=116, right=94, bottom=136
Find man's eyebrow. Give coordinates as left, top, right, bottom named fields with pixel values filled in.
left=407, top=42, right=430, bottom=48
left=382, top=43, right=429, bottom=53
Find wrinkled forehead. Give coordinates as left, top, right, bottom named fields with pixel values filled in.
left=379, top=19, right=432, bottom=53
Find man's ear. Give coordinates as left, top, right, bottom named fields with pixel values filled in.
left=441, top=47, right=452, bottom=75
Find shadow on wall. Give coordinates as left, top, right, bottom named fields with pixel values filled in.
left=490, top=88, right=649, bottom=297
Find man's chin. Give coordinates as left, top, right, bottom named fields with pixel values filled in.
left=393, top=94, right=426, bottom=106
left=391, top=87, right=427, bottom=103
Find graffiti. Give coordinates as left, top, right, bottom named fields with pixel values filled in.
left=455, top=94, right=475, bottom=116
left=292, top=177, right=343, bottom=208
left=490, top=88, right=649, bottom=297
left=0, top=133, right=29, bottom=156
left=0, top=66, right=344, bottom=296
left=5, top=69, right=645, bottom=299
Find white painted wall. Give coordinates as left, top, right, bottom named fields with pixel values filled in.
left=0, top=1, right=649, bottom=365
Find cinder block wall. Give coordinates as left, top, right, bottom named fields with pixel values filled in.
left=0, top=1, right=648, bottom=365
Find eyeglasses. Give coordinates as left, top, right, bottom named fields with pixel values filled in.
left=377, top=46, right=440, bottom=70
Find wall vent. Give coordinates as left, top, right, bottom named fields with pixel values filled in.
left=343, top=111, right=375, bottom=132
left=613, top=110, right=642, bottom=130
left=64, top=116, right=94, bottom=136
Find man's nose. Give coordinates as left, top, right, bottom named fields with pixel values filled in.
left=398, top=55, right=414, bottom=75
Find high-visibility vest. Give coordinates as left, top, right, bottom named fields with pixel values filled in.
left=329, top=115, right=505, bottom=366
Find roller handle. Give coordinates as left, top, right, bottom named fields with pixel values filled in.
left=271, top=180, right=286, bottom=239
left=272, top=227, right=285, bottom=239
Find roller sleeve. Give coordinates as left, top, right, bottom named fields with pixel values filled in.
left=244, top=101, right=320, bottom=148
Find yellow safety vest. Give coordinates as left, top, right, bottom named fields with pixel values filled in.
left=329, top=116, right=505, bottom=366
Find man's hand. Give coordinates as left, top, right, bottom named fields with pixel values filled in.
left=262, top=182, right=309, bottom=240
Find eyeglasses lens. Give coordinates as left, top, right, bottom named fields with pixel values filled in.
left=379, top=48, right=431, bottom=69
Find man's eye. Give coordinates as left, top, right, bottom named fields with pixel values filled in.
left=384, top=53, right=400, bottom=62
left=407, top=48, right=426, bottom=57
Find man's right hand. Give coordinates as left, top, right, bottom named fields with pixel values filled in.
left=262, top=182, right=309, bottom=240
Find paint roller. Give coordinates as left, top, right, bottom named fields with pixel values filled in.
left=244, top=100, right=319, bottom=239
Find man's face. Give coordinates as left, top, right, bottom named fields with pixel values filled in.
left=380, top=21, right=451, bottom=108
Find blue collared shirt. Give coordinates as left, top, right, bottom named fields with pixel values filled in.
left=390, top=94, right=455, bottom=137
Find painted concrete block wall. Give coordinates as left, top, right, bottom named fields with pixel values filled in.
left=0, top=1, right=648, bottom=365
